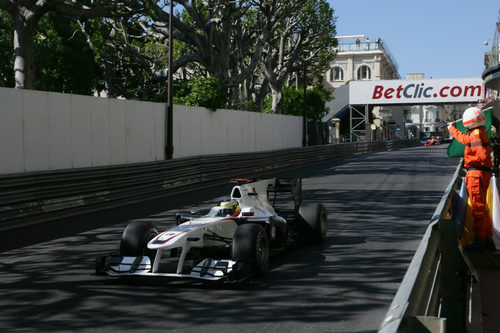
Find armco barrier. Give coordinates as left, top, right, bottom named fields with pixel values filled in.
left=378, top=160, right=477, bottom=333
left=0, top=139, right=417, bottom=230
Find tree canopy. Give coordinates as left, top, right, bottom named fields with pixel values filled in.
left=264, top=84, right=330, bottom=122
left=0, top=0, right=337, bottom=118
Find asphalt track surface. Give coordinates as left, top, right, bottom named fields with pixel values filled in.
left=0, top=145, right=460, bottom=333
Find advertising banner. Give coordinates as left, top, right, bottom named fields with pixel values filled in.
left=349, top=78, right=483, bottom=105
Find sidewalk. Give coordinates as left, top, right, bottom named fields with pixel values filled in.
left=467, top=251, right=500, bottom=333
left=481, top=267, right=500, bottom=333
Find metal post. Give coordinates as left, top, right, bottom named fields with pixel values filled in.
left=365, top=104, right=369, bottom=141
left=302, top=61, right=308, bottom=147
left=165, top=0, right=174, bottom=159
left=349, top=105, right=352, bottom=142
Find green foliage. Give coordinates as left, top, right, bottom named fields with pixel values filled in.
left=0, top=10, right=14, bottom=87
left=33, top=13, right=100, bottom=94
left=77, top=15, right=172, bottom=100
left=232, top=100, right=260, bottom=112
left=264, top=84, right=331, bottom=122
left=173, top=76, right=227, bottom=110
left=300, top=0, right=338, bottom=80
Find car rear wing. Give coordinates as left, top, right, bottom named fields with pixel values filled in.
left=230, top=178, right=258, bottom=185
left=266, top=178, right=302, bottom=212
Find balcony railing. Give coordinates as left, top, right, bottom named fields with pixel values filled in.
left=335, top=41, right=399, bottom=72
left=485, top=48, right=500, bottom=70
left=337, top=42, right=380, bottom=52
left=485, top=23, right=500, bottom=70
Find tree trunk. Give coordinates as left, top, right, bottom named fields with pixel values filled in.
left=13, top=14, right=36, bottom=89
left=102, top=46, right=116, bottom=98
left=270, top=87, right=282, bottom=114
left=6, top=0, right=114, bottom=90
left=256, top=79, right=269, bottom=113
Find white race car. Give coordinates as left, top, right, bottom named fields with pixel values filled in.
left=95, top=178, right=328, bottom=282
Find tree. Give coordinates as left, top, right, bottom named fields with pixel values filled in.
left=265, top=84, right=331, bottom=122
left=144, top=1, right=273, bottom=96
left=0, top=10, right=14, bottom=87
left=261, top=0, right=337, bottom=114
left=173, top=76, right=227, bottom=109
left=76, top=14, right=168, bottom=99
left=0, top=0, right=128, bottom=89
left=101, top=1, right=312, bottom=104
left=34, top=12, right=100, bottom=94
left=0, top=8, right=101, bottom=92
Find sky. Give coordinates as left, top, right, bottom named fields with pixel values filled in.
left=328, top=0, right=500, bottom=79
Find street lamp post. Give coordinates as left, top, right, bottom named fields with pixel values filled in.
left=302, top=59, right=308, bottom=147
left=165, top=0, right=174, bottom=159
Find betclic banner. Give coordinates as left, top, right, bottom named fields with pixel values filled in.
left=349, top=77, right=483, bottom=105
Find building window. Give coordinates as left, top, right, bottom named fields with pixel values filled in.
left=425, top=111, right=431, bottom=122
left=404, top=110, right=412, bottom=123
left=357, top=65, right=371, bottom=80
left=330, top=67, right=343, bottom=81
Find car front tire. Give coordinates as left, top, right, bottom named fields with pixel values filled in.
left=232, top=223, right=269, bottom=274
left=120, top=221, right=159, bottom=264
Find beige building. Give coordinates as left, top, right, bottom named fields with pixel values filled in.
left=324, top=35, right=403, bottom=141
left=325, top=35, right=400, bottom=90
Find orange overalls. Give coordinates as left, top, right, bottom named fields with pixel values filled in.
left=449, top=125, right=492, bottom=238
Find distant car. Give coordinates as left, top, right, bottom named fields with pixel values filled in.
left=95, top=178, right=328, bottom=282
left=424, top=136, right=441, bottom=146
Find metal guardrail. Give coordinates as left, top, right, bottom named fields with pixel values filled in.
left=0, top=139, right=418, bottom=230
left=378, top=160, right=474, bottom=333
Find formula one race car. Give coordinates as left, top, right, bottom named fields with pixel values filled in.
left=95, top=178, right=328, bottom=282
left=424, top=136, right=442, bottom=146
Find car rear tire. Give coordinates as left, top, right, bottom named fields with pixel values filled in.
left=232, top=223, right=269, bottom=274
left=298, top=203, right=328, bottom=243
left=120, top=221, right=159, bottom=264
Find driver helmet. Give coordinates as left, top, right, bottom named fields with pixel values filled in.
left=219, top=199, right=241, bottom=216
left=462, top=107, right=486, bottom=129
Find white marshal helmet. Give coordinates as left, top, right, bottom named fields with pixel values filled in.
left=462, top=107, right=486, bottom=129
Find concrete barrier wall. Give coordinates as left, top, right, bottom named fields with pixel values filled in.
left=173, top=105, right=302, bottom=158
left=0, top=87, right=302, bottom=174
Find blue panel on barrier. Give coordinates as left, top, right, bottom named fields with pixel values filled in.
left=453, top=180, right=467, bottom=238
